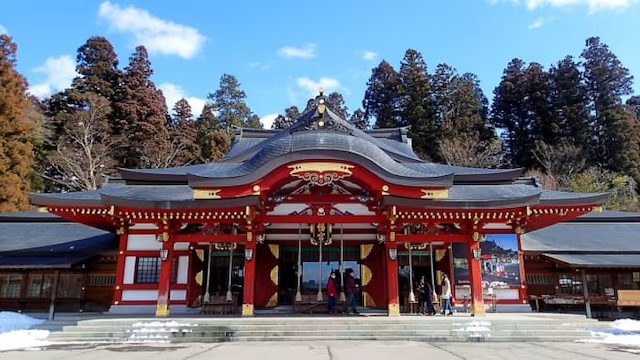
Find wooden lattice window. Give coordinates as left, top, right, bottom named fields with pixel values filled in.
left=134, top=257, right=177, bottom=284
left=0, top=274, right=23, bottom=298
left=89, top=273, right=116, bottom=287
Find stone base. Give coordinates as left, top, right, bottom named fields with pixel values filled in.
left=388, top=303, right=400, bottom=316
left=155, top=304, right=170, bottom=317
left=471, top=303, right=485, bottom=316
left=242, top=304, right=254, bottom=316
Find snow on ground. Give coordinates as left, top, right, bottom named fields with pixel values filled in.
left=582, top=319, right=640, bottom=349
left=0, top=312, right=50, bottom=351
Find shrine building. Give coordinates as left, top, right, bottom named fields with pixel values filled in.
left=29, top=93, right=609, bottom=317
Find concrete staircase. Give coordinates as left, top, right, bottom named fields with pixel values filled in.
left=43, top=314, right=611, bottom=344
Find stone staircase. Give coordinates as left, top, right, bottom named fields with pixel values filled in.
left=43, top=314, right=611, bottom=344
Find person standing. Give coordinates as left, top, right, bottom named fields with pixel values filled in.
left=327, top=271, right=337, bottom=314
left=441, top=273, right=453, bottom=316
left=418, top=276, right=436, bottom=316
left=344, top=269, right=359, bottom=314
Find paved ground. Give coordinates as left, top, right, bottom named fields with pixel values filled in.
left=1, top=341, right=639, bottom=360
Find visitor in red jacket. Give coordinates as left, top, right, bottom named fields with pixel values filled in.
left=327, top=271, right=337, bottom=314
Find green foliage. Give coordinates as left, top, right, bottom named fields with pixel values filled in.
left=348, top=109, right=368, bottom=130
left=168, top=99, right=199, bottom=166
left=207, top=74, right=257, bottom=131
left=272, top=106, right=300, bottom=130
left=363, top=60, right=401, bottom=129
left=195, top=104, right=230, bottom=163
left=568, top=168, right=638, bottom=210
left=0, top=35, right=35, bottom=211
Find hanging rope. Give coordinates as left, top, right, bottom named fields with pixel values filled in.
left=226, top=244, right=233, bottom=302
left=408, top=245, right=416, bottom=303
left=295, top=224, right=302, bottom=302
left=339, top=223, right=346, bottom=303
left=204, top=243, right=212, bottom=304
left=317, top=232, right=324, bottom=302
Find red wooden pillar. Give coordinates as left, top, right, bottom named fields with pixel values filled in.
left=467, top=239, right=485, bottom=316
left=113, top=230, right=128, bottom=306
left=516, top=233, right=528, bottom=303
left=156, top=239, right=173, bottom=317
left=242, top=238, right=257, bottom=316
left=385, top=239, right=400, bottom=316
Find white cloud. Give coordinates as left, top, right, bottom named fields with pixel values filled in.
left=97, top=1, right=206, bottom=59
left=159, top=83, right=206, bottom=118
left=29, top=55, right=77, bottom=98
left=249, top=61, right=271, bottom=70
left=260, top=113, right=279, bottom=129
left=278, top=44, right=317, bottom=59
left=296, top=77, right=341, bottom=95
left=528, top=17, right=546, bottom=28
left=362, top=51, right=378, bottom=61
left=491, top=0, right=639, bottom=12
left=0, top=25, right=7, bottom=35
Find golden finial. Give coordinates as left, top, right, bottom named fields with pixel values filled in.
left=319, top=87, right=324, bottom=96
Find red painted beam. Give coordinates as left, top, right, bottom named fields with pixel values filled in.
left=394, top=234, right=468, bottom=243
left=258, top=214, right=384, bottom=224
left=171, top=234, right=246, bottom=243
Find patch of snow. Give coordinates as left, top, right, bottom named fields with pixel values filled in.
left=0, top=311, right=44, bottom=334
left=581, top=319, right=640, bottom=348
left=0, top=312, right=50, bottom=351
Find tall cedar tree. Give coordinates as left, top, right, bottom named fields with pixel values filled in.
left=363, top=60, right=401, bottom=128
left=327, top=92, right=349, bottom=119
left=399, top=50, right=437, bottom=160
left=208, top=74, right=259, bottom=131
left=72, top=37, right=121, bottom=100
left=581, top=37, right=639, bottom=179
left=196, top=104, right=230, bottom=162
left=168, top=99, right=199, bottom=166
left=628, top=96, right=640, bottom=120
left=272, top=106, right=300, bottom=129
left=349, top=109, right=368, bottom=130
left=0, top=35, right=35, bottom=211
left=524, top=63, right=558, bottom=145
left=491, top=58, right=534, bottom=168
left=435, top=67, right=493, bottom=143
left=549, top=56, right=591, bottom=148
left=118, top=46, right=171, bottom=168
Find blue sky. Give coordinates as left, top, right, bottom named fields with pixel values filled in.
left=2, top=0, right=640, bottom=128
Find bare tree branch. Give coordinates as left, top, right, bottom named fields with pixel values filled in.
left=439, top=136, right=502, bottom=168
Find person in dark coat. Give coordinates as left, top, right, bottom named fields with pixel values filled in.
left=327, top=271, right=337, bottom=314
left=417, top=276, right=436, bottom=316
left=344, top=269, right=359, bottom=314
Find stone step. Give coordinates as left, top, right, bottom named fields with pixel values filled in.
left=42, top=335, right=593, bottom=344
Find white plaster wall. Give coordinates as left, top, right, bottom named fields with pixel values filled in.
left=120, top=290, right=187, bottom=302
left=170, top=290, right=187, bottom=301
left=123, top=256, right=136, bottom=284
left=174, top=242, right=190, bottom=251
left=130, top=224, right=158, bottom=230
left=177, top=256, right=189, bottom=284
left=494, top=288, right=520, bottom=300
left=127, top=234, right=160, bottom=251
left=122, top=290, right=158, bottom=301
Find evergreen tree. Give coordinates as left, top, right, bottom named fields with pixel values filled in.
left=490, top=58, right=532, bottom=168
left=195, top=104, right=230, bottom=162
left=549, top=56, right=590, bottom=148
left=272, top=106, right=300, bottom=129
left=349, top=108, right=368, bottom=130
left=246, top=114, right=262, bottom=128
left=581, top=37, right=638, bottom=178
left=627, top=96, right=640, bottom=120
left=208, top=74, right=256, bottom=131
left=363, top=60, right=401, bottom=128
left=0, top=35, right=35, bottom=211
left=117, top=46, right=171, bottom=168
left=326, top=92, right=349, bottom=119
left=168, top=99, right=199, bottom=166
left=524, top=62, right=559, bottom=145
left=398, top=50, right=437, bottom=159
left=72, top=36, right=121, bottom=100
